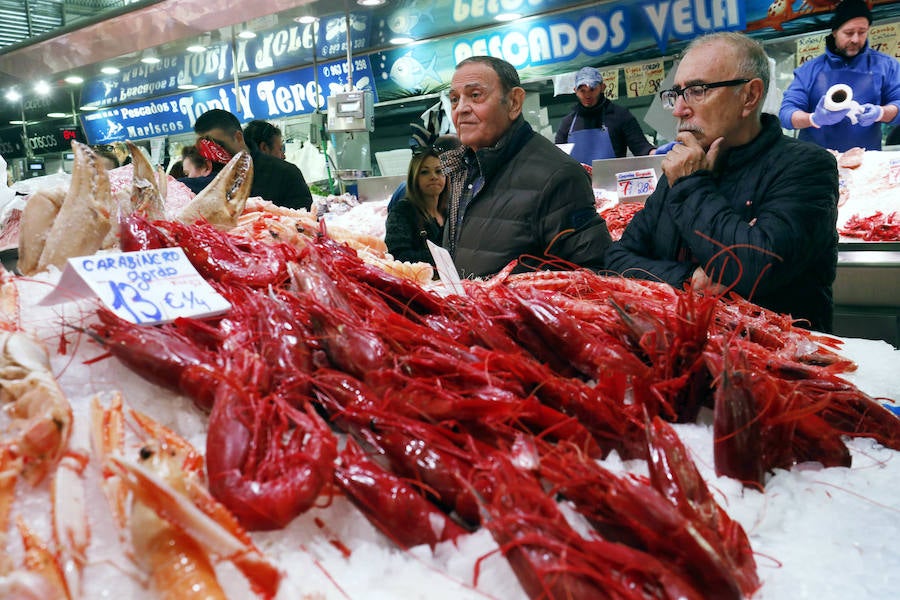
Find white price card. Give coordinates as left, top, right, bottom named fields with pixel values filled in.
left=427, top=240, right=466, bottom=297
left=889, top=158, right=900, bottom=185
left=38, top=248, right=232, bottom=325
left=616, top=168, right=658, bottom=200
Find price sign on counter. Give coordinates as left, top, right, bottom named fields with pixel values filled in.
left=616, top=168, right=658, bottom=201
left=39, top=248, right=231, bottom=325
left=889, top=158, right=900, bottom=185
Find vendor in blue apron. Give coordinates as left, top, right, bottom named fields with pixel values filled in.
left=779, top=0, right=900, bottom=152
left=555, top=66, right=655, bottom=164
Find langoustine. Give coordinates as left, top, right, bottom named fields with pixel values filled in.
left=91, top=394, right=282, bottom=598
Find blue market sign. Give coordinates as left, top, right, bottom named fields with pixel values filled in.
left=81, top=57, right=376, bottom=143
left=80, top=13, right=372, bottom=109
left=371, top=1, right=744, bottom=100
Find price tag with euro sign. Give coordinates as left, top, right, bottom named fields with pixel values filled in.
left=616, top=168, right=658, bottom=201
left=39, top=247, right=232, bottom=325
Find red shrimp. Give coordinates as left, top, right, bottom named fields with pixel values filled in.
left=539, top=442, right=744, bottom=599
left=475, top=454, right=706, bottom=600
left=333, top=438, right=468, bottom=550
left=205, top=377, right=337, bottom=530
left=89, top=308, right=223, bottom=412
left=644, top=416, right=760, bottom=598
left=150, top=219, right=299, bottom=287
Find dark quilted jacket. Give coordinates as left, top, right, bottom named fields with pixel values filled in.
left=605, top=114, right=839, bottom=332
left=442, top=117, right=611, bottom=279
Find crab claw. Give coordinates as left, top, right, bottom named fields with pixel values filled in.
left=177, top=151, right=253, bottom=229
left=127, top=140, right=165, bottom=220
left=18, top=141, right=114, bottom=275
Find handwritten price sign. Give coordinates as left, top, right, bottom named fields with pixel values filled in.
left=600, top=68, right=620, bottom=100
left=39, top=248, right=231, bottom=325
left=869, top=23, right=900, bottom=59
left=624, top=61, right=664, bottom=98
left=889, top=158, right=900, bottom=186
left=796, top=34, right=827, bottom=67
left=616, top=168, right=658, bottom=201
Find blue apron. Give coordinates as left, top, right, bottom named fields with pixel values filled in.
left=799, top=69, right=882, bottom=151
left=568, top=115, right=615, bottom=164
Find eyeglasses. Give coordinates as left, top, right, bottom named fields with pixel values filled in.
left=659, top=79, right=751, bottom=110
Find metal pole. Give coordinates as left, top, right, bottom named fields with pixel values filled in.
left=344, top=7, right=353, bottom=90
left=70, top=89, right=78, bottom=127
left=231, top=26, right=242, bottom=115
left=20, top=100, right=32, bottom=159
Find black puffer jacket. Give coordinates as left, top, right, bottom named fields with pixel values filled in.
left=442, top=117, right=611, bottom=279
left=384, top=198, right=442, bottom=266
left=605, top=114, right=839, bottom=332
left=250, top=150, right=313, bottom=211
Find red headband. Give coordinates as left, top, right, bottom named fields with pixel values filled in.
left=197, top=137, right=232, bottom=165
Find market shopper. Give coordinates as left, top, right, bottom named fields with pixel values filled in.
left=384, top=146, right=448, bottom=267
left=177, top=142, right=222, bottom=194
left=193, top=109, right=313, bottom=211
left=244, top=120, right=286, bottom=159
left=387, top=128, right=460, bottom=213
left=778, top=0, right=900, bottom=151
left=555, top=66, right=655, bottom=163
left=605, top=32, right=840, bottom=332
left=443, top=55, right=611, bottom=279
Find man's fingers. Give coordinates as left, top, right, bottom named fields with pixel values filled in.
left=705, top=137, right=725, bottom=170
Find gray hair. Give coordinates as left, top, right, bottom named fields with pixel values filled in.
left=685, top=32, right=770, bottom=99
left=456, top=55, right=521, bottom=97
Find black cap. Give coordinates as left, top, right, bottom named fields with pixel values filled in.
left=831, top=0, right=872, bottom=31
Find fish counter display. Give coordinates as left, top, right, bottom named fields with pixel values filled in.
left=1, top=238, right=899, bottom=599
left=1, top=141, right=899, bottom=599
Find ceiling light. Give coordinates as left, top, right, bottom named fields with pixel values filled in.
left=186, top=44, right=206, bottom=53
left=390, top=36, right=415, bottom=45
left=34, top=81, right=51, bottom=95
left=80, top=104, right=100, bottom=111
left=141, top=55, right=161, bottom=65
left=237, top=29, right=257, bottom=39
left=177, top=83, right=199, bottom=90
left=101, top=66, right=120, bottom=75
left=9, top=120, right=25, bottom=125
left=357, top=0, right=386, bottom=6
left=47, top=112, right=68, bottom=118
left=5, top=90, right=21, bottom=102
left=64, top=75, right=84, bottom=85
left=294, top=15, right=319, bottom=24
left=495, top=12, right=522, bottom=22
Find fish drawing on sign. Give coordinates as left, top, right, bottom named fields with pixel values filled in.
left=387, top=0, right=434, bottom=35
left=105, top=120, right=124, bottom=139
left=102, top=80, right=118, bottom=97
left=389, top=52, right=441, bottom=92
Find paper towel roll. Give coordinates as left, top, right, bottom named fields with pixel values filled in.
left=824, top=84, right=854, bottom=111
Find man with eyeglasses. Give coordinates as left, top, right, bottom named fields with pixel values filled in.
left=194, top=109, right=313, bottom=211
left=779, top=0, right=900, bottom=151
left=605, top=32, right=839, bottom=333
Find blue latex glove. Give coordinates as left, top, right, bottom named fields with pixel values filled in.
left=653, top=141, right=680, bottom=155
left=856, top=103, right=884, bottom=127
left=810, top=95, right=850, bottom=128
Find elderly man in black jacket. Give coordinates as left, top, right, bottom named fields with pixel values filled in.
left=605, top=32, right=839, bottom=332
left=442, top=55, right=611, bottom=279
